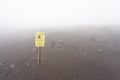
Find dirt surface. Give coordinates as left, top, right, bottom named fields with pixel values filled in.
left=0, top=26, right=120, bottom=80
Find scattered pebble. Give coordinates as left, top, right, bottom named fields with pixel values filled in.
left=60, top=72, right=64, bottom=76
left=32, top=72, right=34, bottom=74
left=32, top=47, right=36, bottom=51
left=83, top=52, right=86, bottom=56
left=98, top=49, right=102, bottom=52
left=26, top=63, right=30, bottom=66
left=59, top=47, right=63, bottom=50
left=73, top=78, right=76, bottom=80
left=0, top=62, right=3, bottom=67
left=1, top=74, right=5, bottom=77
left=10, top=64, right=15, bottom=68
left=58, top=47, right=63, bottom=50
left=57, top=40, right=64, bottom=44
left=41, top=57, right=44, bottom=60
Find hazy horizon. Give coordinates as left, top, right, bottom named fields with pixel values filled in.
left=0, top=0, right=120, bottom=28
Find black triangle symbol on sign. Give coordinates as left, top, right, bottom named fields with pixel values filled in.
left=38, top=35, right=40, bottom=39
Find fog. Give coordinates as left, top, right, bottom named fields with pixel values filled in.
left=0, top=0, right=120, bottom=46
left=0, top=0, right=120, bottom=28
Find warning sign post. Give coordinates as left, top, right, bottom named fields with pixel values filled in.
left=35, top=32, right=45, bottom=65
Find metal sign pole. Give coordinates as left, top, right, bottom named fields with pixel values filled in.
left=38, top=47, right=41, bottom=65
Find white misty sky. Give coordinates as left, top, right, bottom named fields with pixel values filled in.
left=0, top=0, right=120, bottom=27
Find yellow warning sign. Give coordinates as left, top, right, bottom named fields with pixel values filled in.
left=35, top=32, right=45, bottom=47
